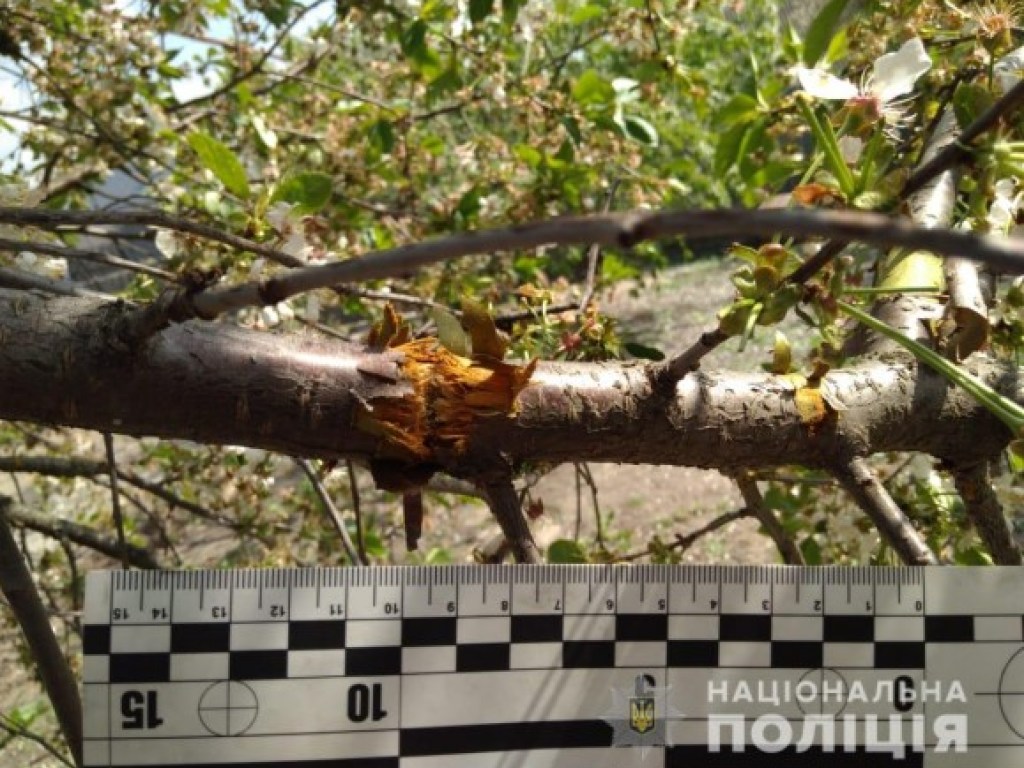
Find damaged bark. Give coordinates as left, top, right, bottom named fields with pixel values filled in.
left=0, top=289, right=1018, bottom=480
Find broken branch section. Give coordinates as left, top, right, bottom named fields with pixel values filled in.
left=354, top=337, right=536, bottom=472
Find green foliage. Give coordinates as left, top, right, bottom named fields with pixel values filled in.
left=271, top=172, right=334, bottom=215
left=186, top=132, right=251, bottom=200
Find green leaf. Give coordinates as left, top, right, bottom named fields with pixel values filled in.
left=546, top=538, right=588, bottom=564
left=431, top=307, right=472, bottom=357
left=513, top=143, right=543, bottom=168
left=621, top=115, right=659, bottom=146
left=802, top=0, right=849, bottom=67
left=570, top=4, right=604, bottom=24
left=839, top=300, right=1024, bottom=441
left=572, top=69, right=615, bottom=106
left=261, top=0, right=293, bottom=26
left=401, top=19, right=430, bottom=62
left=187, top=131, right=250, bottom=199
left=624, top=341, right=665, bottom=361
left=953, top=82, right=996, bottom=129
left=502, top=0, right=525, bottom=25
left=368, top=119, right=396, bottom=154
left=795, top=98, right=856, bottom=199
left=271, top=172, right=333, bottom=215
left=469, top=0, right=493, bottom=23
left=713, top=93, right=759, bottom=129
left=715, top=123, right=750, bottom=176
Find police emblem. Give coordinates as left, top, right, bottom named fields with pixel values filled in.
left=601, top=672, right=682, bottom=755
left=622, top=692, right=655, bottom=741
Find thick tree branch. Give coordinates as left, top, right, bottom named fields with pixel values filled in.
left=0, top=289, right=1017, bottom=474
left=833, top=458, right=938, bottom=565
left=951, top=461, right=1021, bottom=565
left=0, top=498, right=82, bottom=767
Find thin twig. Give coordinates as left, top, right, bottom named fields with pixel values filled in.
left=296, top=458, right=365, bottom=565
left=0, top=714, right=75, bottom=768
left=951, top=461, right=1021, bottom=565
left=578, top=179, right=622, bottom=313
left=0, top=455, right=231, bottom=527
left=346, top=460, right=367, bottom=564
left=0, top=497, right=82, bottom=767
left=650, top=327, right=731, bottom=391
left=735, top=474, right=805, bottom=565
left=102, top=433, right=129, bottom=570
left=834, top=457, right=938, bottom=564
left=26, top=206, right=1024, bottom=335
left=0, top=237, right=178, bottom=281
left=0, top=267, right=116, bottom=300
left=0, top=208, right=304, bottom=268
left=615, top=508, right=750, bottom=562
left=576, top=462, right=604, bottom=546
left=166, top=3, right=318, bottom=113
left=901, top=75, right=1024, bottom=201
left=480, top=477, right=542, bottom=564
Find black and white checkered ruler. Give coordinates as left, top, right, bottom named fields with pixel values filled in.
left=82, top=566, right=1024, bottom=767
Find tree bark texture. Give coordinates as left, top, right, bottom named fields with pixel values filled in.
left=0, top=290, right=1018, bottom=478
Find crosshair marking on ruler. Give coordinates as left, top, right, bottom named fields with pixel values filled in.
left=197, top=681, right=259, bottom=736
left=796, top=667, right=849, bottom=717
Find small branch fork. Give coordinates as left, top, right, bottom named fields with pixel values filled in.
left=834, top=458, right=938, bottom=565
left=0, top=497, right=83, bottom=767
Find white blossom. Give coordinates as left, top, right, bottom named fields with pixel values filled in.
left=838, top=136, right=864, bottom=163
left=987, top=177, right=1024, bottom=233
left=795, top=37, right=932, bottom=126
left=15, top=251, right=68, bottom=280
left=154, top=229, right=179, bottom=259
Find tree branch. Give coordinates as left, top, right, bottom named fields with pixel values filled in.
left=951, top=461, right=1021, bottom=565
left=735, top=474, right=804, bottom=565
left=480, top=477, right=541, bottom=564
left=833, top=458, right=938, bottom=565
left=0, top=455, right=230, bottom=527
left=0, top=237, right=178, bottom=282
left=0, top=497, right=82, bottom=767
left=102, top=433, right=129, bottom=570
left=615, top=508, right=750, bottom=562
left=295, top=458, right=365, bottom=565
left=3, top=500, right=161, bottom=569
left=8, top=206, right=1024, bottom=340
left=0, top=289, right=1017, bottom=473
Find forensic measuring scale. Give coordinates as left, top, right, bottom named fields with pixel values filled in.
left=81, top=566, right=1024, bottom=766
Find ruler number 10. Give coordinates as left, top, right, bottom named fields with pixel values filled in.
left=348, top=683, right=387, bottom=723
